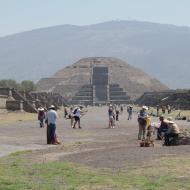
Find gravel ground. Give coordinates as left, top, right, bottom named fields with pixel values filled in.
left=0, top=106, right=190, bottom=169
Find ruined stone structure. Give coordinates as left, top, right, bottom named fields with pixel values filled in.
left=0, top=88, right=67, bottom=113
left=0, top=95, right=7, bottom=109
left=36, top=57, right=168, bottom=105
left=136, top=90, right=190, bottom=110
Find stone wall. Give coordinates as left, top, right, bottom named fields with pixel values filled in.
left=136, top=90, right=190, bottom=109
left=6, top=100, right=21, bottom=111
left=0, top=95, right=7, bottom=109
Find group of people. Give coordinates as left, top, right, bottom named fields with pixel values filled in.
left=156, top=104, right=172, bottom=117
left=107, top=104, right=133, bottom=128
left=138, top=105, right=180, bottom=146
left=38, top=105, right=59, bottom=145
left=37, top=105, right=87, bottom=144
left=38, top=103, right=180, bottom=146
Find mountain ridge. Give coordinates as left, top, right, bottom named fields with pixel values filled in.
left=0, top=20, right=190, bottom=88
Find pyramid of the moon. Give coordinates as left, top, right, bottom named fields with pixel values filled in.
left=36, top=57, right=168, bottom=105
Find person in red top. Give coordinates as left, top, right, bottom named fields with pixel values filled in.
left=38, top=106, right=45, bottom=128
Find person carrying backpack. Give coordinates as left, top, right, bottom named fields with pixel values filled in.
left=138, top=106, right=148, bottom=140
left=72, top=106, right=87, bottom=129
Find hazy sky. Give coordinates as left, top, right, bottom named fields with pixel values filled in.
left=0, top=0, right=190, bottom=37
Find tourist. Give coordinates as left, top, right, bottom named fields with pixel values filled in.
left=108, top=105, right=115, bottom=128
left=161, top=105, right=166, bottom=114
left=164, top=118, right=180, bottom=146
left=72, top=106, right=87, bottom=129
left=167, top=105, right=171, bottom=114
left=64, top=106, right=68, bottom=119
left=115, top=107, right=120, bottom=121
left=137, top=106, right=148, bottom=140
left=37, top=106, right=45, bottom=128
left=127, top=106, right=133, bottom=120
left=68, top=107, right=74, bottom=128
left=157, top=116, right=169, bottom=140
left=45, top=105, right=59, bottom=144
left=120, top=105, right=123, bottom=113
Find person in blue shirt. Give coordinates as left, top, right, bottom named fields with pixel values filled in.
left=45, top=105, right=58, bottom=144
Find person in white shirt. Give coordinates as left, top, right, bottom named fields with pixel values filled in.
left=45, top=105, right=58, bottom=144
left=72, top=107, right=82, bottom=129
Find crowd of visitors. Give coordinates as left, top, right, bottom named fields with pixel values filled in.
left=37, top=103, right=180, bottom=147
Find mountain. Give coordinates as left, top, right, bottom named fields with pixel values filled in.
left=0, top=20, right=190, bottom=88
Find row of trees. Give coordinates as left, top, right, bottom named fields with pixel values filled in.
left=0, top=79, right=36, bottom=92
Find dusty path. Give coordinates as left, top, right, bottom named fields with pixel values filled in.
left=0, top=106, right=190, bottom=169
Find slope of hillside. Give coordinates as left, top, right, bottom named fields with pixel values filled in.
left=0, top=20, right=190, bottom=88
left=36, top=57, right=168, bottom=99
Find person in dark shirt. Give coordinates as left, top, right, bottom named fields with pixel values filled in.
left=157, top=116, right=169, bottom=140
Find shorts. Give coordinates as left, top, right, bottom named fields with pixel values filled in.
left=74, top=116, right=80, bottom=121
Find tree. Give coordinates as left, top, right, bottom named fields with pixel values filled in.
left=0, top=79, right=19, bottom=89
left=20, top=80, right=36, bottom=92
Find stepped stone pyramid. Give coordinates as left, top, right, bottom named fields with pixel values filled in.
left=36, top=57, right=168, bottom=105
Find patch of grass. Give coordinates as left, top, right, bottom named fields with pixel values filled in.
left=1, top=151, right=190, bottom=189
left=0, top=112, right=36, bottom=125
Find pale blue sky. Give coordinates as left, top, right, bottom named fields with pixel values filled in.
left=0, top=0, right=190, bottom=37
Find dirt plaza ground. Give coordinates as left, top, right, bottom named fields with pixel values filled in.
left=0, top=106, right=190, bottom=170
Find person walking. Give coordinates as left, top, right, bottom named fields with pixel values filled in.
left=115, top=108, right=120, bottom=121
left=68, top=107, right=74, bottom=128
left=108, top=105, right=115, bottom=128
left=127, top=106, right=133, bottom=120
left=37, top=106, right=45, bottom=128
left=72, top=106, right=87, bottom=129
left=45, top=105, right=59, bottom=144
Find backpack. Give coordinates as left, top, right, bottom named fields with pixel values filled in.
left=73, top=108, right=78, bottom=114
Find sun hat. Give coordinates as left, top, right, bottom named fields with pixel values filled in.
left=38, top=107, right=44, bottom=111
left=164, top=117, right=175, bottom=124
left=49, top=105, right=55, bottom=109
left=142, top=106, right=148, bottom=110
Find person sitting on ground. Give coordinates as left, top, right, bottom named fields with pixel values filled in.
left=138, top=106, right=148, bottom=140
left=164, top=117, right=180, bottom=146
left=157, top=116, right=169, bottom=140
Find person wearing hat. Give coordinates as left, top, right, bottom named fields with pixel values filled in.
left=127, top=105, right=133, bottom=120
left=156, top=115, right=169, bottom=140
left=138, top=106, right=148, bottom=140
left=38, top=106, right=45, bottom=128
left=45, top=105, right=59, bottom=144
left=72, top=106, right=87, bottom=129
left=163, top=118, right=180, bottom=146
